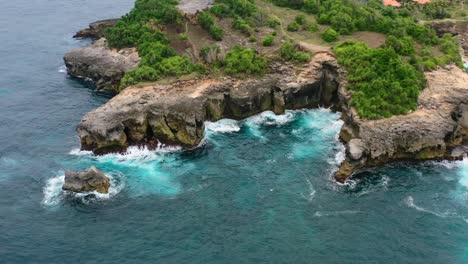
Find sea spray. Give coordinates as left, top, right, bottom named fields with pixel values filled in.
left=42, top=171, right=124, bottom=206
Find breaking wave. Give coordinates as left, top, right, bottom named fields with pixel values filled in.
left=42, top=171, right=124, bottom=206
left=58, top=65, right=67, bottom=73
left=205, top=119, right=240, bottom=134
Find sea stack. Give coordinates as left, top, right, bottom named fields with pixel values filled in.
left=62, top=166, right=110, bottom=194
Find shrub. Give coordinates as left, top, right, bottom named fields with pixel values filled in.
left=119, top=66, right=160, bottom=90
left=334, top=41, right=426, bottom=119
left=287, top=22, right=300, bottom=32
left=279, top=41, right=311, bottom=62
left=138, top=42, right=176, bottom=67
left=306, top=22, right=319, bottom=32
left=209, top=25, right=224, bottom=41
left=262, top=35, right=275, bottom=46
left=198, top=12, right=224, bottom=40
left=198, top=12, right=215, bottom=29
left=158, top=55, right=203, bottom=76
left=267, top=17, right=281, bottom=28
left=179, top=33, right=188, bottom=41
left=295, top=14, right=307, bottom=25
left=321, top=28, right=338, bottom=42
left=385, top=35, right=416, bottom=56
left=210, top=3, right=230, bottom=17
left=232, top=17, right=253, bottom=35
left=249, top=36, right=258, bottom=42
left=224, top=46, right=268, bottom=75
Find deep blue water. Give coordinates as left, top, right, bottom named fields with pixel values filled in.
left=1, top=1, right=467, bottom=263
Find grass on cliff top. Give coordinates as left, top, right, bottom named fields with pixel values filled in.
left=105, top=0, right=463, bottom=120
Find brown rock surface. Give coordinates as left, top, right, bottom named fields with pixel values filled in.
left=77, top=53, right=343, bottom=154
left=335, top=65, right=468, bottom=182
left=62, top=166, right=110, bottom=194
left=63, top=38, right=140, bottom=91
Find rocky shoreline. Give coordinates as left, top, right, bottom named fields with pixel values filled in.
left=65, top=20, right=468, bottom=183
left=77, top=52, right=343, bottom=154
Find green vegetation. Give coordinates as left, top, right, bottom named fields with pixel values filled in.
left=334, top=41, right=426, bottom=119
left=198, top=11, right=224, bottom=41
left=105, top=0, right=182, bottom=49
left=105, top=0, right=464, bottom=120
left=262, top=34, right=275, bottom=46
left=279, top=41, right=311, bottom=63
left=267, top=0, right=463, bottom=119
left=287, top=22, right=300, bottom=32
left=267, top=17, right=281, bottom=28
left=321, top=28, right=338, bottom=42
left=104, top=0, right=205, bottom=90
left=223, top=46, right=268, bottom=75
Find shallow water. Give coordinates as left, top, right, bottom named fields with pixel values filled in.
left=1, top=1, right=468, bottom=263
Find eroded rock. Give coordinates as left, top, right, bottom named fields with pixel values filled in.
left=63, top=38, right=139, bottom=92
left=77, top=53, right=343, bottom=154
left=62, top=166, right=110, bottom=194
left=74, top=19, right=119, bottom=39
left=335, top=65, right=468, bottom=182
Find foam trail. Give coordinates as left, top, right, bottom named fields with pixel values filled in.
left=300, top=177, right=316, bottom=202
left=314, top=210, right=363, bottom=217
left=404, top=196, right=454, bottom=218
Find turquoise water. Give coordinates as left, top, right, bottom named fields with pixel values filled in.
left=1, top=1, right=467, bottom=263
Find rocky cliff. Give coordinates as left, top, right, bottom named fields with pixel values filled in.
left=73, top=19, right=119, bottom=39
left=335, top=65, right=468, bottom=182
left=77, top=53, right=343, bottom=154
left=64, top=38, right=140, bottom=91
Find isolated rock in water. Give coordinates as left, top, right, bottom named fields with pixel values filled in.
left=62, top=166, right=110, bottom=194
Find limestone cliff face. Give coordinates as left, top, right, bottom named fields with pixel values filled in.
left=63, top=38, right=139, bottom=91
left=77, top=53, right=343, bottom=154
left=335, top=66, right=468, bottom=182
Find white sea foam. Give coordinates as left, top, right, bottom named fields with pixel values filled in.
left=245, top=110, right=295, bottom=127
left=58, top=65, right=67, bottom=73
left=404, top=196, right=456, bottom=218
left=69, top=145, right=181, bottom=161
left=300, top=177, right=316, bottom=202
left=314, top=210, right=363, bottom=217
left=205, top=119, right=240, bottom=134
left=69, top=148, right=93, bottom=156
left=457, top=157, right=468, bottom=188
left=42, top=172, right=124, bottom=206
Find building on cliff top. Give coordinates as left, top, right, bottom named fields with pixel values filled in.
left=383, top=0, right=431, bottom=7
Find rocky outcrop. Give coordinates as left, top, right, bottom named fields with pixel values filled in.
left=62, top=166, right=110, bottom=194
left=335, top=65, right=468, bottom=182
left=77, top=53, right=343, bottom=154
left=63, top=38, right=139, bottom=91
left=73, top=19, right=119, bottom=39
left=429, top=20, right=468, bottom=58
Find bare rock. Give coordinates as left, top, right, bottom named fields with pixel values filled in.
left=63, top=38, right=140, bottom=91
left=77, top=53, right=343, bottom=154
left=74, top=19, right=119, bottom=39
left=348, top=139, right=365, bottom=160
left=62, top=166, right=110, bottom=194
left=335, top=66, right=468, bottom=182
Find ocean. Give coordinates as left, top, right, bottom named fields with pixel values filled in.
left=0, top=1, right=467, bottom=263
